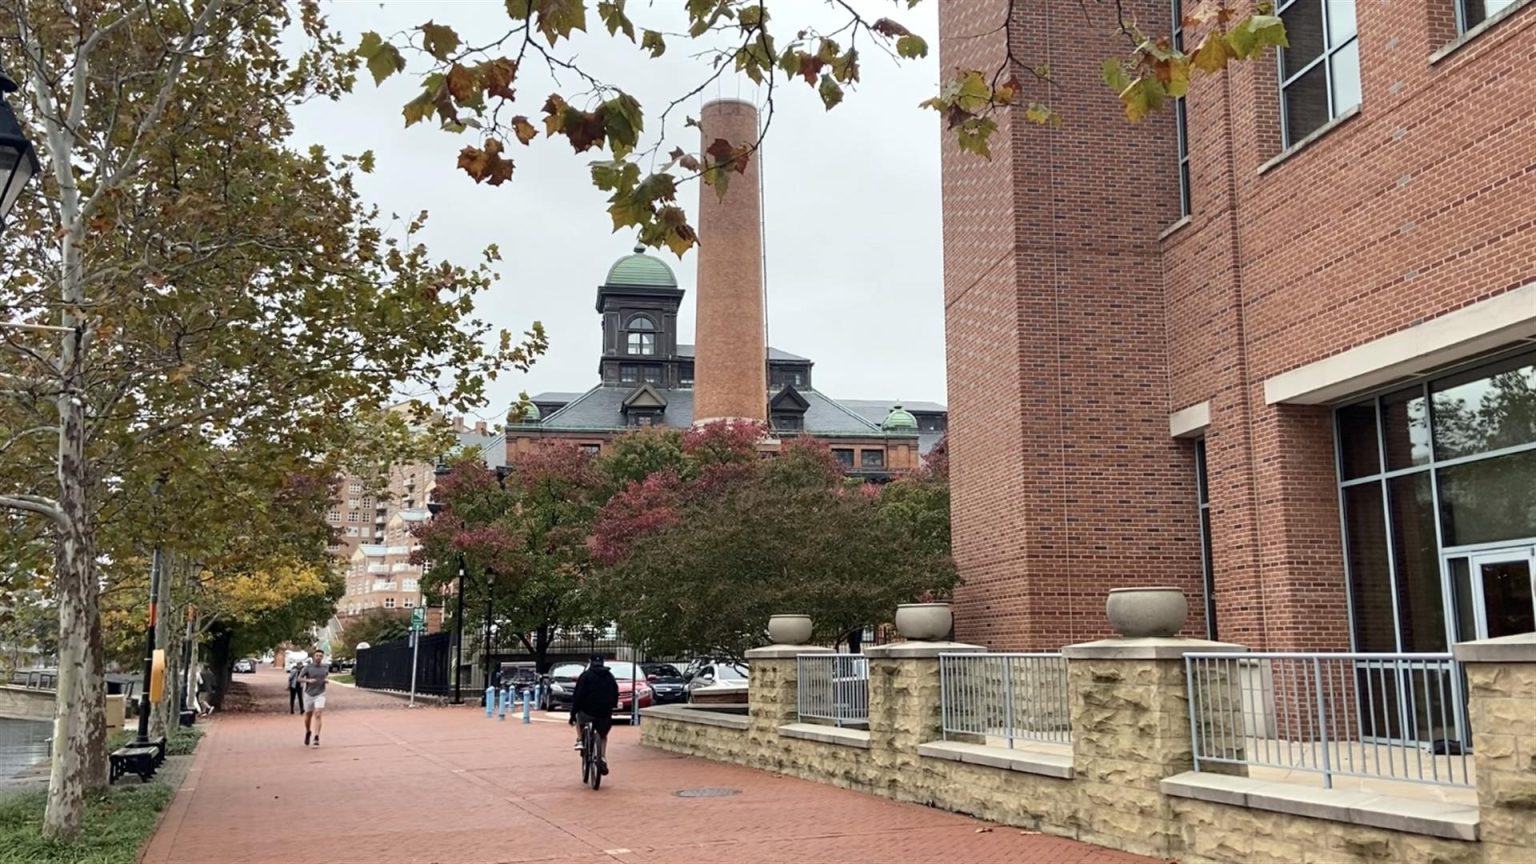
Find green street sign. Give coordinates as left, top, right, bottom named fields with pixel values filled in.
left=411, top=608, right=425, bottom=630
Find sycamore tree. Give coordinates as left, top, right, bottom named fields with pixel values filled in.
left=0, top=1, right=543, bottom=838
left=590, top=423, right=956, bottom=660
left=412, top=445, right=607, bottom=673
left=355, top=0, right=1286, bottom=254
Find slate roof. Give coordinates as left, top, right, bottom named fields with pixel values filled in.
left=676, top=344, right=811, bottom=363
left=837, top=399, right=948, bottom=419
left=537, top=385, right=893, bottom=436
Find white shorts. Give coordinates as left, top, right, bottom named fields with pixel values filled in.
left=303, top=693, right=326, bottom=712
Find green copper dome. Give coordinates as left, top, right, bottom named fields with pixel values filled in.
left=881, top=404, right=918, bottom=432
left=604, top=245, right=678, bottom=288
left=509, top=401, right=541, bottom=423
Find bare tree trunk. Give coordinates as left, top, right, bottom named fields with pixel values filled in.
left=45, top=397, right=94, bottom=837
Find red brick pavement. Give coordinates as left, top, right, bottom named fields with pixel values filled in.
left=142, top=667, right=1155, bottom=864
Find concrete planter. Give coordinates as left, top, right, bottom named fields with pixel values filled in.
left=895, top=603, right=953, bottom=641
left=768, top=614, right=813, bottom=645
left=1105, top=587, right=1188, bottom=638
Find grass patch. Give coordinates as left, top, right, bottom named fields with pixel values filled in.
left=165, top=727, right=203, bottom=757
left=0, top=783, right=175, bottom=864
left=0, top=725, right=205, bottom=864
left=332, top=674, right=354, bottom=685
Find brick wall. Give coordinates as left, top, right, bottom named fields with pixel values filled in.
left=943, top=1, right=1536, bottom=650
left=941, top=0, right=1204, bottom=650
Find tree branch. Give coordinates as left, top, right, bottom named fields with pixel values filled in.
left=0, top=494, right=67, bottom=528
left=80, top=0, right=227, bottom=222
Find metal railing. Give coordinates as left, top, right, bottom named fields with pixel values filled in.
left=939, top=653, right=1071, bottom=747
left=1186, top=652, right=1472, bottom=788
left=797, top=654, right=869, bottom=727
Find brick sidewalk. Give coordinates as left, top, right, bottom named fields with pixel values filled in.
left=142, top=668, right=1155, bottom=864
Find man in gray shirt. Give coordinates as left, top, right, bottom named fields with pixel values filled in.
left=299, top=649, right=330, bottom=747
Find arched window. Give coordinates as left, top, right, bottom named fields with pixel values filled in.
left=626, top=315, right=657, bottom=356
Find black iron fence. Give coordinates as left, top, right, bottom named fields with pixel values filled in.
left=355, top=632, right=454, bottom=696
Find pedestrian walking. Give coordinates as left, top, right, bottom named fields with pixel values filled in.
left=298, top=649, right=330, bottom=746
left=287, top=662, right=304, bottom=714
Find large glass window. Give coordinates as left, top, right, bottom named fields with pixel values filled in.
left=1460, top=0, right=1520, bottom=32
left=1335, top=349, right=1536, bottom=651
left=1276, top=0, right=1361, bottom=147
left=1173, top=0, right=1191, bottom=218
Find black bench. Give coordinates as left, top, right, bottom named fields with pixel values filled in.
left=109, top=736, right=167, bottom=784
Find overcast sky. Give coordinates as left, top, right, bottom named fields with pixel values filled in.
left=287, top=0, right=946, bottom=424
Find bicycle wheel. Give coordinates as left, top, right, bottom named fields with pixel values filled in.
left=579, top=731, right=591, bottom=785
left=588, top=731, right=602, bottom=791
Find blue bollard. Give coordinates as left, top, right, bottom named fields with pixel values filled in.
left=522, top=689, right=531, bottom=724
left=498, top=687, right=508, bottom=720
left=534, top=683, right=542, bottom=710
left=484, top=686, right=495, bottom=717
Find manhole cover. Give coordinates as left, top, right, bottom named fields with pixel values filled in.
left=673, top=787, right=741, bottom=798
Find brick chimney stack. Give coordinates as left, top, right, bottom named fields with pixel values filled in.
left=692, top=99, right=767, bottom=425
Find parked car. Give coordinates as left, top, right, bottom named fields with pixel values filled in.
left=498, top=662, right=539, bottom=692
left=540, top=662, right=585, bottom=711
left=233, top=659, right=256, bottom=674
left=641, top=663, right=687, bottom=705
left=539, top=661, right=655, bottom=716
left=685, top=662, right=748, bottom=704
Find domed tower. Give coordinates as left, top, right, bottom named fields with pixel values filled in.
left=880, top=405, right=918, bottom=434
left=595, top=245, right=686, bottom=388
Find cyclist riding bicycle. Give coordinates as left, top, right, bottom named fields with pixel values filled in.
left=570, top=654, right=619, bottom=776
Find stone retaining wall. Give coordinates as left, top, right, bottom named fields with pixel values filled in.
left=640, top=635, right=1536, bottom=864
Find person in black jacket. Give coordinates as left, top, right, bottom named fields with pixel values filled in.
left=569, top=655, right=619, bottom=775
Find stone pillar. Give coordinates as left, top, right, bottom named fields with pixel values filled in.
left=864, top=641, right=985, bottom=800
left=1455, top=633, right=1536, bottom=864
left=743, top=644, right=830, bottom=748
left=1062, top=637, right=1247, bottom=860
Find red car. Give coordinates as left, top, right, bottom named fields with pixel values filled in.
left=609, top=662, right=655, bottom=718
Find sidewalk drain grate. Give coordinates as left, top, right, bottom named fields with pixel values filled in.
left=673, top=787, right=740, bottom=798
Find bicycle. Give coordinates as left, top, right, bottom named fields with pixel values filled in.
left=578, top=719, right=603, bottom=790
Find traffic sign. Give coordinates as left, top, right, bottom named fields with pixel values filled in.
left=411, top=607, right=425, bottom=631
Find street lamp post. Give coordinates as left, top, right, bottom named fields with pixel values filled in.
left=428, top=458, right=467, bottom=704
left=0, top=65, right=40, bottom=230
left=134, top=476, right=167, bottom=746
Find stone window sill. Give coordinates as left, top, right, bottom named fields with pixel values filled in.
left=1159, top=215, right=1192, bottom=242
left=640, top=704, right=749, bottom=730
left=778, top=723, right=871, bottom=749
left=917, top=740, right=1074, bottom=780
left=1160, top=772, right=1479, bottom=841
left=1431, top=0, right=1534, bottom=65
left=1257, top=104, right=1363, bottom=176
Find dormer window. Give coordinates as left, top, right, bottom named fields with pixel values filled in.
left=626, top=316, right=656, bottom=356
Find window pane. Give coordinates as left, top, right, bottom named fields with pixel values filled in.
left=1195, top=438, right=1210, bottom=504
left=1279, top=0, right=1325, bottom=78
left=831, top=449, right=854, bottom=467
left=628, top=317, right=655, bottom=330
left=1283, top=62, right=1331, bottom=144
left=1327, top=0, right=1357, bottom=42
left=1381, top=387, right=1431, bottom=471
left=1431, top=355, right=1536, bottom=459
left=861, top=450, right=885, bottom=468
left=1344, top=482, right=1397, bottom=651
left=1200, top=507, right=1217, bottom=640
left=1337, top=400, right=1380, bottom=479
left=1176, top=99, right=1191, bottom=218
left=1329, top=38, right=1361, bottom=115
left=1463, top=0, right=1518, bottom=30
left=1389, top=473, right=1445, bottom=651
left=1437, top=448, right=1536, bottom=547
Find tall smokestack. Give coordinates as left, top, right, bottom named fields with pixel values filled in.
left=692, top=99, right=767, bottom=425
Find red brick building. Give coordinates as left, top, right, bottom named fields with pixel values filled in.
left=940, top=0, right=1536, bottom=652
